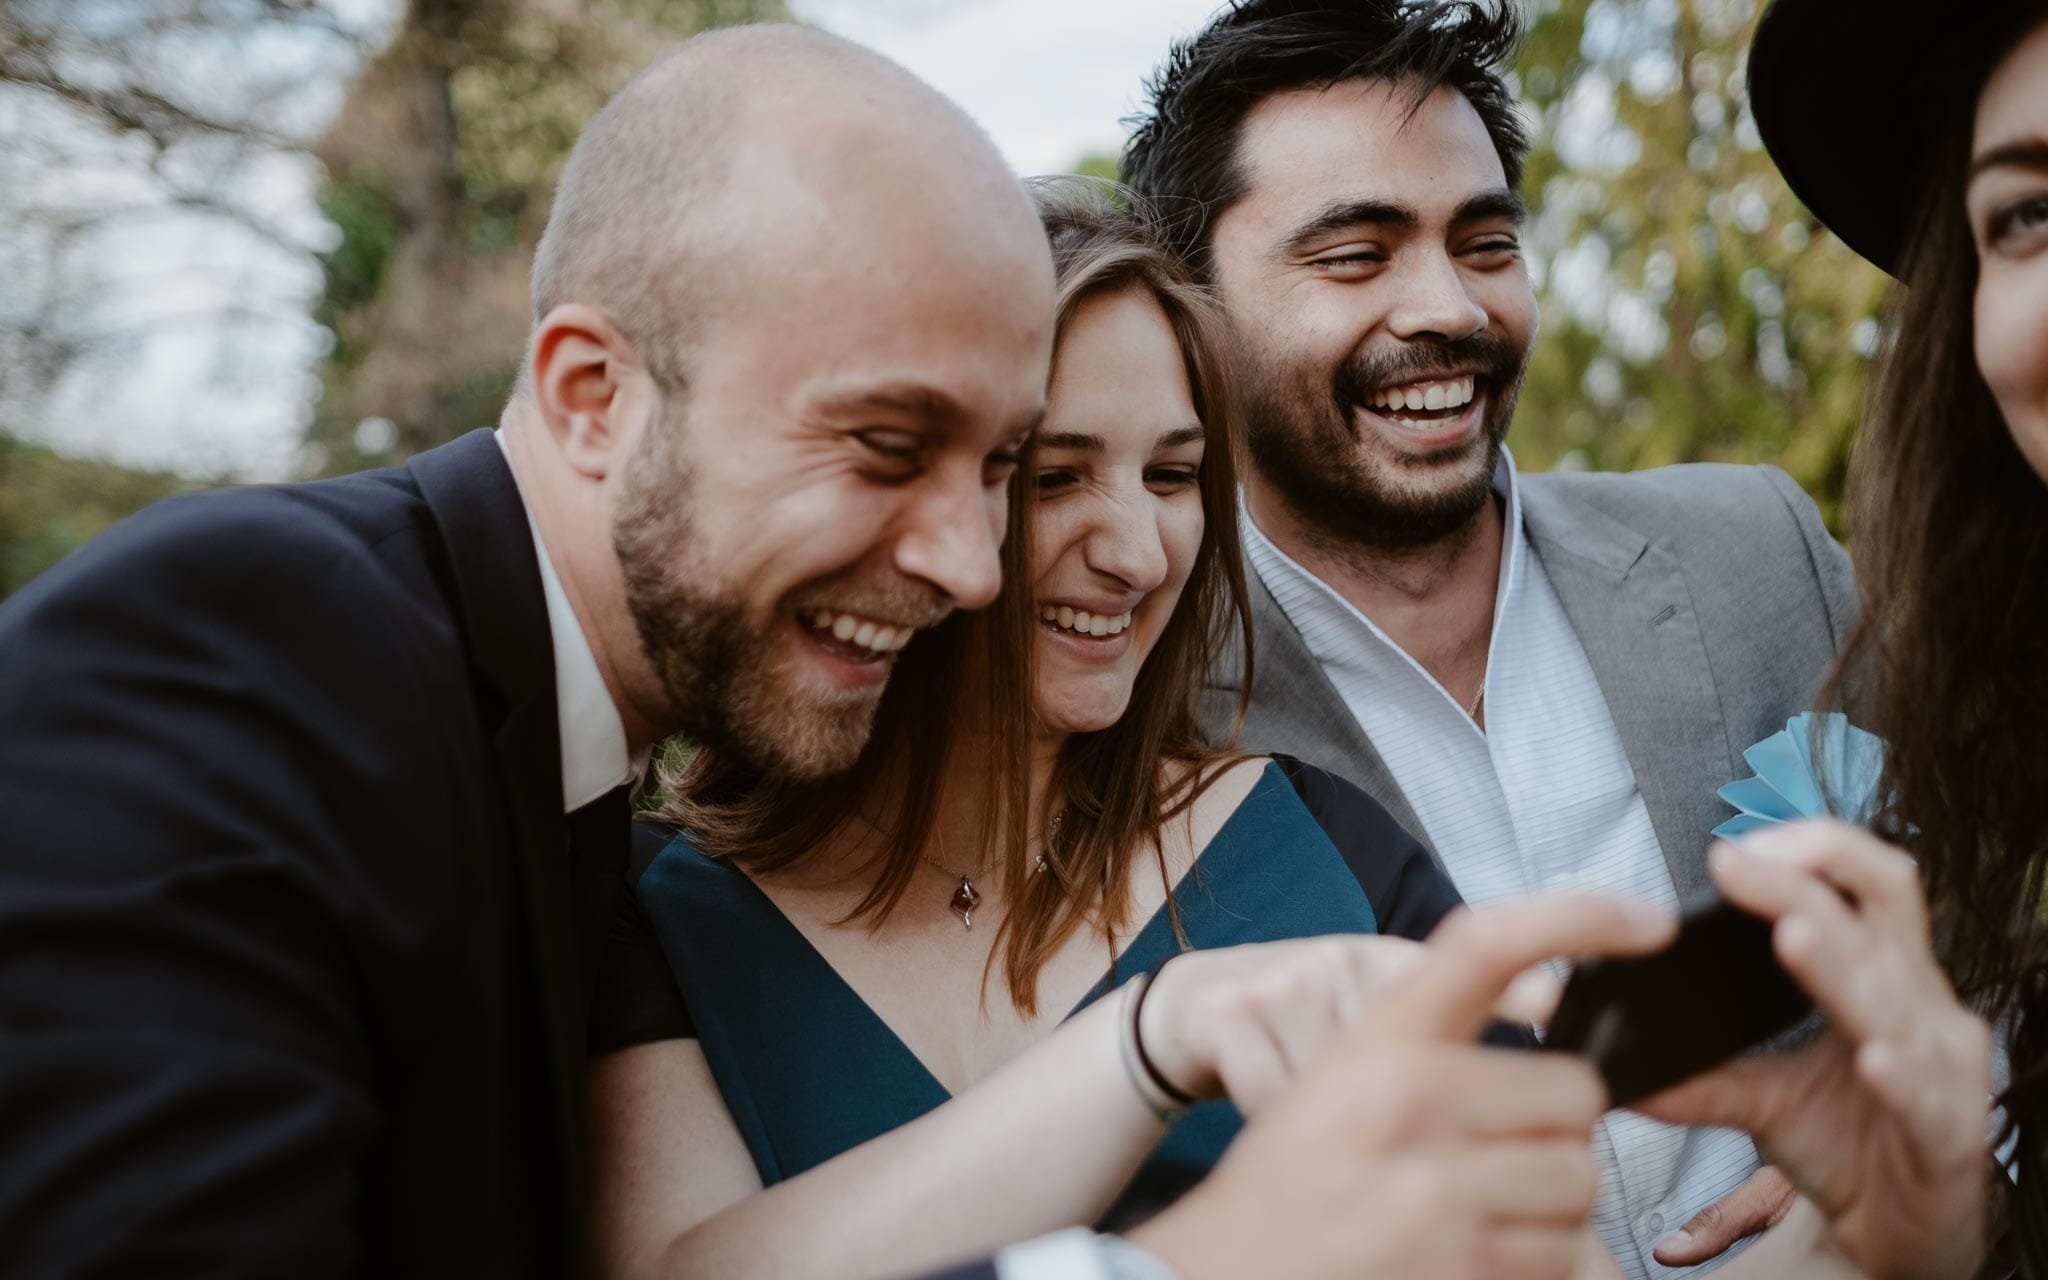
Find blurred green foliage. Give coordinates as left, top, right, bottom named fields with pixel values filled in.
left=1508, top=0, right=1891, bottom=529
left=4, top=0, right=1893, bottom=601
left=314, top=178, right=404, bottom=373
left=306, top=0, right=788, bottom=474
left=0, top=435, right=186, bottom=597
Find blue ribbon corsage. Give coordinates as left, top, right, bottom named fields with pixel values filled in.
left=1712, top=711, right=1888, bottom=840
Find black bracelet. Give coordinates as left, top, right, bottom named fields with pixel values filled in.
left=1130, top=954, right=1201, bottom=1108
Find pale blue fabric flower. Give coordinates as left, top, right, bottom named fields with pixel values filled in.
left=1713, top=711, right=1888, bottom=840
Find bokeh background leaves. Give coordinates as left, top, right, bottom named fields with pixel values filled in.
left=0, top=0, right=1889, bottom=598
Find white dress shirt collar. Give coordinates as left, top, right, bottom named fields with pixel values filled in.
left=1242, top=446, right=1524, bottom=726
left=492, top=431, right=646, bottom=813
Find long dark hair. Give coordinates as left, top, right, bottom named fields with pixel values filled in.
left=654, top=180, right=1254, bottom=1016
left=1822, top=18, right=2048, bottom=1262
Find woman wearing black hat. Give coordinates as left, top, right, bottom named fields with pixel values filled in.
left=1632, top=2, right=2048, bottom=1277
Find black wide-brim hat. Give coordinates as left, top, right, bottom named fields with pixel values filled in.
left=1746, top=0, right=2047, bottom=276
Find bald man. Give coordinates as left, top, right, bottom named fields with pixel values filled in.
left=0, top=26, right=1051, bottom=1276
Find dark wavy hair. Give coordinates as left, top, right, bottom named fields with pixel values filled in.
left=1120, top=0, right=1528, bottom=277
left=655, top=180, right=1253, bottom=1016
left=1820, top=10, right=2048, bottom=1267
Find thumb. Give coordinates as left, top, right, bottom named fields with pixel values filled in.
left=1631, top=1051, right=1785, bottom=1132
left=1372, top=895, right=1675, bottom=1044
left=1651, top=1165, right=1796, bottom=1265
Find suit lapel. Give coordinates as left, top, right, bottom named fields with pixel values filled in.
left=1520, top=477, right=1736, bottom=911
left=1214, top=570, right=1439, bottom=861
left=406, top=429, right=584, bottom=1239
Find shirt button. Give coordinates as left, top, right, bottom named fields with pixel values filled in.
left=1643, top=1211, right=1666, bottom=1237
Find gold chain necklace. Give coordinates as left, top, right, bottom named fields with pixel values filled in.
left=920, top=829, right=984, bottom=929
left=920, top=813, right=1061, bottom=930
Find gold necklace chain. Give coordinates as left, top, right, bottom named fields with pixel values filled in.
left=921, top=814, right=1061, bottom=930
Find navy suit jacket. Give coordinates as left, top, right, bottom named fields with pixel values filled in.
left=0, top=427, right=1010, bottom=1278
left=0, top=430, right=621, bottom=1274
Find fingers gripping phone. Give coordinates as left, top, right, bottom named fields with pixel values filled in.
left=1543, top=898, right=1816, bottom=1107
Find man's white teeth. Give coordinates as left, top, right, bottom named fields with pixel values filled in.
left=1369, top=375, right=1475, bottom=412
left=805, top=609, right=914, bottom=653
left=1039, top=606, right=1133, bottom=637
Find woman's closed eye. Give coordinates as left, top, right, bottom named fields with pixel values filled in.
left=1145, top=465, right=1201, bottom=493
left=1034, top=467, right=1080, bottom=496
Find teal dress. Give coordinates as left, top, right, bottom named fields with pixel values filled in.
left=592, top=756, right=1465, bottom=1223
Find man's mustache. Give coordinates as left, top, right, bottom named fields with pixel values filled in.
left=788, top=576, right=956, bottom=632
left=1333, top=333, right=1526, bottom=408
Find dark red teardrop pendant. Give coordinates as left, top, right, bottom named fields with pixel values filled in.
left=950, top=877, right=980, bottom=928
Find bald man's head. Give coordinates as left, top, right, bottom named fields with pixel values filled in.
left=510, top=25, right=1054, bottom=780
left=528, top=24, right=1032, bottom=389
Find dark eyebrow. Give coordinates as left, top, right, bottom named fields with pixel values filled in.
left=1278, top=188, right=1526, bottom=257
left=1037, top=424, right=1204, bottom=453
left=1280, top=198, right=1417, bottom=255
left=1971, top=138, right=2048, bottom=181
left=1453, top=188, right=1527, bottom=228
left=1037, top=431, right=1104, bottom=452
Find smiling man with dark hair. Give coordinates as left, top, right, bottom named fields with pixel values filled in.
left=1126, top=1, right=1860, bottom=1272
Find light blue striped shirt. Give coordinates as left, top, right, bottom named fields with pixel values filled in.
left=1243, top=451, right=1761, bottom=1277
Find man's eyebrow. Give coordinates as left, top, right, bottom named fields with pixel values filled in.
left=809, top=382, right=968, bottom=423
left=1970, top=137, right=2048, bottom=180
left=1278, top=198, right=1418, bottom=255
left=1452, top=188, right=1527, bottom=227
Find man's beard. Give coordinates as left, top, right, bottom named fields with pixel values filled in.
left=610, top=406, right=941, bottom=782
left=1240, top=330, right=1529, bottom=551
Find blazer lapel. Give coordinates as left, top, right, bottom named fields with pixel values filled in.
left=406, top=429, right=584, bottom=1236
left=1520, top=477, right=1737, bottom=911
left=1211, top=569, right=1439, bottom=861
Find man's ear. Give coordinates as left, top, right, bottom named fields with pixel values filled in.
left=529, top=303, right=637, bottom=481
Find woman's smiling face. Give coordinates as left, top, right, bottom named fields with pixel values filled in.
left=1029, top=285, right=1208, bottom=738
left=1969, top=15, right=2048, bottom=483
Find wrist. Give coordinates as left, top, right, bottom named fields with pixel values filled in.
left=1133, top=957, right=1216, bottom=1102
left=1121, top=970, right=1199, bottom=1123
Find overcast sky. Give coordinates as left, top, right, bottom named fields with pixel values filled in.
left=16, top=0, right=1230, bottom=477
left=799, top=0, right=1224, bottom=176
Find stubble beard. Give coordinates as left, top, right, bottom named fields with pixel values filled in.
left=1239, top=330, right=1528, bottom=553
left=611, top=404, right=884, bottom=782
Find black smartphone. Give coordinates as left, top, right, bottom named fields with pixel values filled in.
left=1543, top=897, right=1815, bottom=1107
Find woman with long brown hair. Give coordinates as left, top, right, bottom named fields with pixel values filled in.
left=1614, top=2, right=2048, bottom=1276
left=577, top=180, right=1505, bottom=1278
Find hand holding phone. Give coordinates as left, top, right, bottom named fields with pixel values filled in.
left=1543, top=897, right=1815, bottom=1107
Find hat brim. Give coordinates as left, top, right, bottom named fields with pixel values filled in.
left=1746, top=0, right=2038, bottom=275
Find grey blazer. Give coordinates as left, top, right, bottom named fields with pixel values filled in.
left=1204, top=463, right=1859, bottom=912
